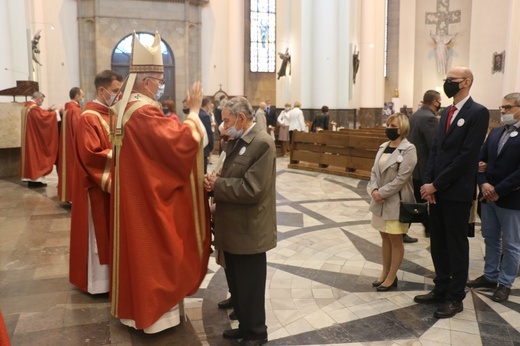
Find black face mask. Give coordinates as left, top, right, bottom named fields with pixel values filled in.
left=443, top=80, right=460, bottom=98
left=435, top=101, right=441, bottom=111
left=385, top=127, right=400, bottom=141
left=182, top=108, right=189, bottom=115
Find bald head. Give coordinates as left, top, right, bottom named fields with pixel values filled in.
left=445, top=66, right=474, bottom=102
left=448, top=66, right=474, bottom=85
left=259, top=102, right=267, bottom=110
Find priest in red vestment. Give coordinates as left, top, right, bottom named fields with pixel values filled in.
left=57, top=87, right=84, bottom=202
left=20, top=91, right=62, bottom=187
left=109, top=31, right=211, bottom=333
left=69, top=70, right=123, bottom=294
left=0, top=310, right=10, bottom=346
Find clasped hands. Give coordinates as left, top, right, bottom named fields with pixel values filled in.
left=204, top=173, right=219, bottom=192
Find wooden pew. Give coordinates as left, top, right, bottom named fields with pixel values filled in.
left=288, top=129, right=386, bottom=180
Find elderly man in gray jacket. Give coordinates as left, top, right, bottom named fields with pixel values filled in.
left=204, top=96, right=276, bottom=346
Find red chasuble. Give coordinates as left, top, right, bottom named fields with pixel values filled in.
left=110, top=95, right=211, bottom=329
left=0, top=311, right=10, bottom=346
left=20, top=101, right=59, bottom=180
left=69, top=101, right=112, bottom=292
left=57, top=101, right=82, bottom=202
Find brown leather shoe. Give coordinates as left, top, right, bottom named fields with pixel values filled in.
left=434, top=301, right=463, bottom=318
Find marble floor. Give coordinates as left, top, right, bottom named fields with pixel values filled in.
left=1, top=156, right=519, bottom=345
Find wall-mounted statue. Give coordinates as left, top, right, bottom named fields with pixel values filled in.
left=277, top=48, right=290, bottom=80
left=31, top=29, right=43, bottom=67
left=352, top=48, right=360, bottom=84
left=430, top=31, right=457, bottom=75
left=425, top=0, right=461, bottom=74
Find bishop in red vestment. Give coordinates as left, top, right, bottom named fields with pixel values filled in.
left=69, top=71, right=123, bottom=294
left=109, top=32, right=211, bottom=333
left=20, top=92, right=61, bottom=185
left=0, top=311, right=10, bottom=346
left=57, top=87, right=84, bottom=202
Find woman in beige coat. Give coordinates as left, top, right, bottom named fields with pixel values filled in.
left=367, top=113, right=417, bottom=291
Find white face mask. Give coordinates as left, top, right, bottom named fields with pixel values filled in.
left=102, top=88, right=117, bottom=106
left=154, top=84, right=165, bottom=101
left=501, top=112, right=518, bottom=125
left=227, top=116, right=244, bottom=138
left=227, top=124, right=243, bottom=139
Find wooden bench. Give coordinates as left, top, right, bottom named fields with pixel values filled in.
left=288, top=129, right=386, bottom=180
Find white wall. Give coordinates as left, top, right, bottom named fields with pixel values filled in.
left=468, top=0, right=508, bottom=108
left=30, top=0, right=80, bottom=106
left=0, top=0, right=30, bottom=103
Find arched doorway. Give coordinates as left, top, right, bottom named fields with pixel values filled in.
left=111, top=32, right=175, bottom=103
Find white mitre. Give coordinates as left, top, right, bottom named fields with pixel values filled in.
left=129, top=31, right=163, bottom=73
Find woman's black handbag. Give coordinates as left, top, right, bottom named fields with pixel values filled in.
left=399, top=202, right=428, bottom=223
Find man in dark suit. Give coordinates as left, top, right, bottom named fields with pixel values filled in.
left=466, top=92, right=520, bottom=303
left=204, top=96, right=276, bottom=346
left=265, top=99, right=277, bottom=129
left=408, top=90, right=441, bottom=237
left=414, top=66, right=490, bottom=318
left=199, top=97, right=214, bottom=173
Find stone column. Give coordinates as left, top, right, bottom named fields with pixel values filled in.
left=397, top=0, right=416, bottom=109
left=358, top=0, right=385, bottom=127
left=227, top=0, right=244, bottom=96
left=504, top=0, right=520, bottom=92
left=310, top=0, right=339, bottom=108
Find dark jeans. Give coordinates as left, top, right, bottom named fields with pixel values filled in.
left=224, top=251, right=268, bottom=340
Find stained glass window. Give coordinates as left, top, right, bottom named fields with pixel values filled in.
left=250, top=0, right=276, bottom=72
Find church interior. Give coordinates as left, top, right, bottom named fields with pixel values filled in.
left=1, top=0, right=520, bottom=345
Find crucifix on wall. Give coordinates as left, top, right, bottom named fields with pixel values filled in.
left=425, top=0, right=460, bottom=74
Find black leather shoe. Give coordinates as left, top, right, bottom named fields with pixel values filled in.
left=372, top=279, right=383, bottom=287
left=466, top=275, right=497, bottom=289
left=222, top=328, right=243, bottom=339
left=229, top=310, right=237, bottom=320
left=414, top=290, right=445, bottom=304
left=492, top=284, right=511, bottom=302
left=403, top=234, right=418, bottom=243
left=434, top=301, right=463, bottom=318
left=28, top=181, right=47, bottom=188
left=239, top=338, right=268, bottom=346
left=377, top=277, right=398, bottom=291
left=218, top=297, right=232, bottom=309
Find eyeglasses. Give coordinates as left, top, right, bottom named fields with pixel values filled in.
left=499, top=105, right=518, bottom=111
left=443, top=78, right=466, bottom=83
left=145, top=77, right=165, bottom=86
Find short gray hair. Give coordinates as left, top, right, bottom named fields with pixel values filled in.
left=504, top=92, right=520, bottom=107
left=221, top=96, right=254, bottom=121
left=32, top=91, right=45, bottom=99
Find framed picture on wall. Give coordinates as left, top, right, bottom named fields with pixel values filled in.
left=492, top=51, right=505, bottom=74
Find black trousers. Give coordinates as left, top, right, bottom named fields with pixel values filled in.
left=224, top=251, right=267, bottom=340
left=413, top=179, right=431, bottom=233
left=429, top=199, right=471, bottom=302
